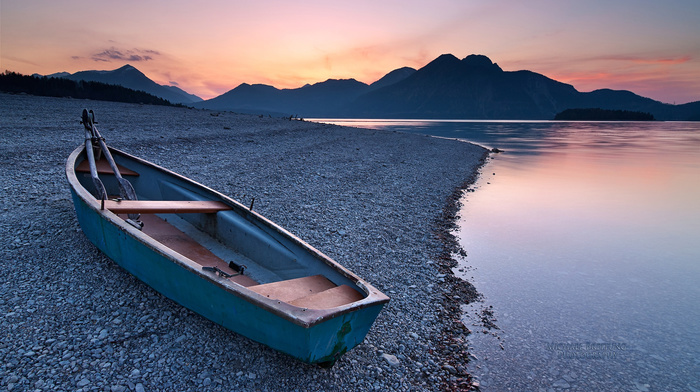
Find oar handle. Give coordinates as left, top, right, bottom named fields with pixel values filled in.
left=80, top=109, right=140, bottom=221
left=81, top=109, right=97, bottom=135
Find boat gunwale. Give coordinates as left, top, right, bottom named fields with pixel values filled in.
left=66, top=145, right=389, bottom=328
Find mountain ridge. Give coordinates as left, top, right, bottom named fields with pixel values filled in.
left=44, top=65, right=202, bottom=104
left=196, top=53, right=699, bottom=120
left=44, top=55, right=700, bottom=120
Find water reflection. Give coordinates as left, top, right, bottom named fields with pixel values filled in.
left=316, top=119, right=700, bottom=391
left=456, top=122, right=700, bottom=391
left=317, top=119, right=700, bottom=163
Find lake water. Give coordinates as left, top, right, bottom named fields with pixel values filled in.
left=316, top=119, right=700, bottom=391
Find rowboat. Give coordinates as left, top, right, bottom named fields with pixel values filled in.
left=66, top=110, right=389, bottom=365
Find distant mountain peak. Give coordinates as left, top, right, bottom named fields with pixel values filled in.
left=393, top=66, right=417, bottom=73
left=462, top=54, right=492, bottom=65
left=418, top=54, right=463, bottom=75
left=462, top=54, right=503, bottom=72
left=369, top=66, right=416, bottom=90
left=436, top=53, right=460, bottom=61
left=42, top=71, right=71, bottom=78
left=309, top=78, right=364, bottom=87
left=114, top=64, right=143, bottom=75
left=57, top=64, right=202, bottom=104
left=233, top=82, right=278, bottom=91
left=430, top=53, right=462, bottom=66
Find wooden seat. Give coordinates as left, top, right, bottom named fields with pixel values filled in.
left=76, top=158, right=139, bottom=176
left=105, top=200, right=231, bottom=214
left=289, top=285, right=364, bottom=309
left=250, top=275, right=365, bottom=308
left=248, top=275, right=336, bottom=302
left=138, top=214, right=258, bottom=287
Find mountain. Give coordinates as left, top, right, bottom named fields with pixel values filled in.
left=160, top=85, right=202, bottom=104
left=351, top=54, right=698, bottom=120
left=2, top=71, right=176, bottom=107
left=198, top=54, right=699, bottom=120
left=195, top=67, right=416, bottom=116
left=52, top=65, right=202, bottom=104
left=678, top=101, right=700, bottom=121
left=350, top=54, right=588, bottom=119
left=200, top=83, right=282, bottom=113
left=41, top=71, right=71, bottom=78
left=195, top=78, right=373, bottom=117
left=368, top=67, right=416, bottom=91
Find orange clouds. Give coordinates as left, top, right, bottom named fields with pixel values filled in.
left=590, top=55, right=693, bottom=65
left=632, top=56, right=692, bottom=65
left=90, top=47, right=161, bottom=63
left=533, top=53, right=700, bottom=104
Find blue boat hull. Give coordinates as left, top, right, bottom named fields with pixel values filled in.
left=67, top=145, right=387, bottom=364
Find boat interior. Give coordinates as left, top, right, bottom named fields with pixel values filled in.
left=75, top=154, right=366, bottom=310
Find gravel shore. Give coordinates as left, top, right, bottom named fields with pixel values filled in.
left=0, top=93, right=488, bottom=392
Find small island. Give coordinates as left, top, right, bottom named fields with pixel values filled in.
left=554, top=108, right=655, bottom=121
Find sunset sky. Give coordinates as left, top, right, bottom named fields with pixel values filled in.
left=2, top=0, right=699, bottom=103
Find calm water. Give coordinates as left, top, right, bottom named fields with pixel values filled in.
left=317, top=119, right=700, bottom=391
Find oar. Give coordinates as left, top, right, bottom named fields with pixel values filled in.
left=81, top=109, right=140, bottom=222
left=85, top=110, right=138, bottom=202
left=82, top=109, right=107, bottom=201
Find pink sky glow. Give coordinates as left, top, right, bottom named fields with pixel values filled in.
left=1, top=0, right=699, bottom=103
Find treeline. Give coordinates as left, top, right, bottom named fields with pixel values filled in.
left=554, top=108, right=655, bottom=121
left=0, top=71, right=178, bottom=107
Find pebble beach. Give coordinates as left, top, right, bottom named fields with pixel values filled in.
left=0, top=93, right=488, bottom=391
